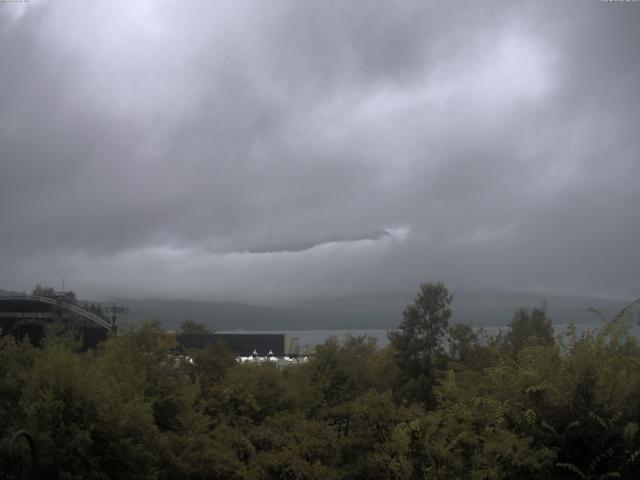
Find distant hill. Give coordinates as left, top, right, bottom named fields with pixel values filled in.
left=293, top=289, right=632, bottom=328
left=449, top=289, right=631, bottom=327
left=111, top=298, right=390, bottom=331
left=108, top=290, right=635, bottom=331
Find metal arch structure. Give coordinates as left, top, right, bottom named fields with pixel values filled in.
left=0, top=294, right=115, bottom=332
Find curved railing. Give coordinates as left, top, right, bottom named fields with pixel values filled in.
left=0, top=295, right=113, bottom=332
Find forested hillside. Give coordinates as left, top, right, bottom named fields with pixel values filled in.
left=1, top=283, right=639, bottom=479
left=111, top=290, right=627, bottom=331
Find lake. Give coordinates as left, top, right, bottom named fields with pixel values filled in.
left=219, top=321, right=640, bottom=354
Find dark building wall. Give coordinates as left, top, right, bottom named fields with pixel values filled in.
left=177, top=333, right=286, bottom=356
left=0, top=298, right=56, bottom=314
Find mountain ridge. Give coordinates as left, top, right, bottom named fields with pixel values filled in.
left=108, top=290, right=633, bottom=331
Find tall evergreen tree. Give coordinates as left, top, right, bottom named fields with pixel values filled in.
left=506, top=302, right=554, bottom=352
left=389, top=281, right=452, bottom=406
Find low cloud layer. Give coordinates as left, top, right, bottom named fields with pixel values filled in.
left=1, top=1, right=639, bottom=302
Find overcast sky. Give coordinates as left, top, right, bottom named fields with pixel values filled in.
left=1, top=0, right=638, bottom=303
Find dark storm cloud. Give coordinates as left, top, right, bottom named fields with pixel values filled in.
left=0, top=0, right=638, bottom=301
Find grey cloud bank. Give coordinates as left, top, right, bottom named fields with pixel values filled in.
left=0, top=0, right=638, bottom=303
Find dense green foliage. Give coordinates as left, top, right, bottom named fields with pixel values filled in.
left=389, top=282, right=453, bottom=407
left=179, top=319, right=213, bottom=334
left=1, top=284, right=639, bottom=479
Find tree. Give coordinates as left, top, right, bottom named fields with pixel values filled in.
left=447, top=324, right=477, bottom=362
left=389, top=282, right=453, bottom=406
left=179, top=319, right=212, bottom=334
left=506, top=302, right=554, bottom=352
left=31, top=284, right=56, bottom=298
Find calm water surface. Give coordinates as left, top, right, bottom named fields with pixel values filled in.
left=220, top=322, right=640, bottom=353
